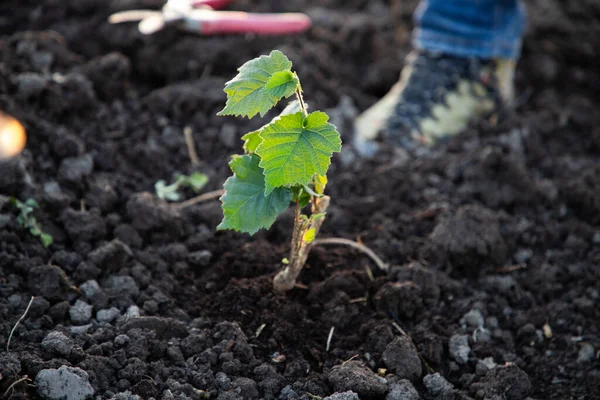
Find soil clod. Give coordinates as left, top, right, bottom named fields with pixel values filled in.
left=327, top=361, right=387, bottom=399
left=35, top=365, right=95, bottom=400
left=382, top=336, right=423, bottom=382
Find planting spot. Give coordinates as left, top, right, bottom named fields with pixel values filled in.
left=429, top=204, right=507, bottom=277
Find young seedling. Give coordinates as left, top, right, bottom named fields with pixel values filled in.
left=155, top=172, right=209, bottom=201
left=10, top=198, right=53, bottom=248
left=217, top=50, right=342, bottom=292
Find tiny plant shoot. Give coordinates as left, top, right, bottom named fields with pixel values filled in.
left=155, top=172, right=209, bottom=201
left=217, top=50, right=342, bottom=292
left=10, top=198, right=53, bottom=248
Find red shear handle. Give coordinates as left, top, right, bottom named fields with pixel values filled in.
left=199, top=11, right=312, bottom=35
left=192, top=0, right=232, bottom=10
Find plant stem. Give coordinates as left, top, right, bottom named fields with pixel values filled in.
left=312, top=238, right=389, bottom=271
left=295, top=89, right=308, bottom=117
left=273, top=195, right=330, bottom=292
left=174, top=189, right=225, bottom=210
left=289, top=199, right=303, bottom=254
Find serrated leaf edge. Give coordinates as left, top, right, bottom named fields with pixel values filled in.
left=216, top=50, right=298, bottom=119
left=255, top=111, right=342, bottom=195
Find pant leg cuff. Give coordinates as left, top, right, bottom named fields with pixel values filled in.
left=413, top=28, right=522, bottom=60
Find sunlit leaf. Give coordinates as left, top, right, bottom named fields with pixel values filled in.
left=256, top=111, right=341, bottom=194
left=217, top=50, right=299, bottom=118
left=303, top=228, right=316, bottom=244
left=242, top=130, right=262, bottom=153
left=315, top=174, right=328, bottom=195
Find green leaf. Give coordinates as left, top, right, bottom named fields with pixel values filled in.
left=217, top=50, right=299, bottom=118
left=265, top=71, right=297, bottom=94
left=186, top=172, right=209, bottom=192
left=314, top=174, right=328, bottom=195
left=303, top=228, right=316, bottom=244
left=155, top=180, right=181, bottom=201
left=302, top=184, right=323, bottom=198
left=155, top=173, right=210, bottom=201
left=311, top=212, right=327, bottom=222
left=218, top=154, right=293, bottom=235
left=16, top=214, right=26, bottom=226
left=256, top=111, right=342, bottom=194
left=292, top=187, right=311, bottom=209
left=25, top=199, right=39, bottom=208
left=40, top=233, right=53, bottom=248
left=241, top=100, right=305, bottom=154
left=242, top=130, right=262, bottom=153
left=10, top=197, right=53, bottom=247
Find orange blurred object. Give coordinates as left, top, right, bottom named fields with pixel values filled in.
left=0, top=112, right=26, bottom=160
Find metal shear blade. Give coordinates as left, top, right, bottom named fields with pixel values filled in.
left=108, top=8, right=184, bottom=34
left=107, top=10, right=161, bottom=24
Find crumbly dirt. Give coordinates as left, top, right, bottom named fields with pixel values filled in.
left=1, top=0, right=599, bottom=399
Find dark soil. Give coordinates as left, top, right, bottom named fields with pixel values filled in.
left=1, top=0, right=599, bottom=399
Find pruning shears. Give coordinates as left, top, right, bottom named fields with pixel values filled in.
left=108, top=0, right=312, bottom=36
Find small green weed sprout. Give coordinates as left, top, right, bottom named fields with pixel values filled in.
left=155, top=172, right=209, bottom=201
left=10, top=198, right=53, bottom=248
left=217, top=50, right=342, bottom=292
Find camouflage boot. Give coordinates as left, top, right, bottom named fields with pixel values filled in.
left=353, top=50, right=516, bottom=156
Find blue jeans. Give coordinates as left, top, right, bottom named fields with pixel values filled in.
left=413, top=0, right=527, bottom=59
